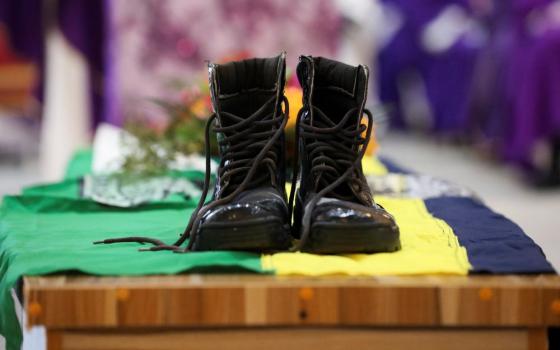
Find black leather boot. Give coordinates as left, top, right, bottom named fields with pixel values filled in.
left=95, top=53, right=292, bottom=252
left=187, top=53, right=292, bottom=251
left=289, top=56, right=401, bottom=254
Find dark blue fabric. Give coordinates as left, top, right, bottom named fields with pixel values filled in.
left=378, top=156, right=414, bottom=174
left=425, top=196, right=555, bottom=274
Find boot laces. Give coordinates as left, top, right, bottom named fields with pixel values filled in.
left=288, top=104, right=374, bottom=252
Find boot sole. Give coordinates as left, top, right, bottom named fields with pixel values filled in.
left=299, top=222, right=401, bottom=254
left=191, top=218, right=292, bottom=252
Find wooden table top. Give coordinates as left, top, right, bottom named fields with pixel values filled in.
left=24, top=274, right=560, bottom=329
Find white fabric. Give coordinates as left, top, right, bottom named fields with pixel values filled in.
left=40, top=28, right=91, bottom=181
left=92, top=123, right=218, bottom=175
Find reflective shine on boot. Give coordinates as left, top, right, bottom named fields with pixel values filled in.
left=290, top=56, right=401, bottom=254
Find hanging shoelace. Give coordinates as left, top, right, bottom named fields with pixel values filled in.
left=288, top=104, right=374, bottom=252
left=94, top=95, right=289, bottom=253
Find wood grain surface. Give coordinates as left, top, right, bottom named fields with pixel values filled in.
left=24, top=274, right=560, bottom=329
left=45, top=328, right=543, bottom=350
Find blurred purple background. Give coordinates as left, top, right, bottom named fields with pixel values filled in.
left=2, top=0, right=560, bottom=185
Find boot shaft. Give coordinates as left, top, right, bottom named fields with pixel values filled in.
left=295, top=56, right=373, bottom=205
left=209, top=54, right=286, bottom=120
left=207, top=54, right=288, bottom=198
left=297, top=56, right=369, bottom=127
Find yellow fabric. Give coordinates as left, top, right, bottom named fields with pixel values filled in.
left=262, top=196, right=471, bottom=276
left=362, top=156, right=388, bottom=176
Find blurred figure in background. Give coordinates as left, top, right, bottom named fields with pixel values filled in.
left=376, top=0, right=484, bottom=134
left=472, top=0, right=560, bottom=186
left=0, top=0, right=105, bottom=183
left=466, top=0, right=560, bottom=185
left=376, top=0, right=560, bottom=185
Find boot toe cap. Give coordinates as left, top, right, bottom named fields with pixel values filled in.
left=202, top=188, right=289, bottom=225
left=312, top=199, right=397, bottom=228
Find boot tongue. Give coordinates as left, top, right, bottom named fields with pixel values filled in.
left=310, top=57, right=367, bottom=127
left=313, top=57, right=362, bottom=99
left=214, top=55, right=284, bottom=120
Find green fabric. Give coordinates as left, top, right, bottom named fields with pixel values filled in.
left=0, top=152, right=265, bottom=350
left=22, top=179, right=81, bottom=199
left=64, top=148, right=93, bottom=179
